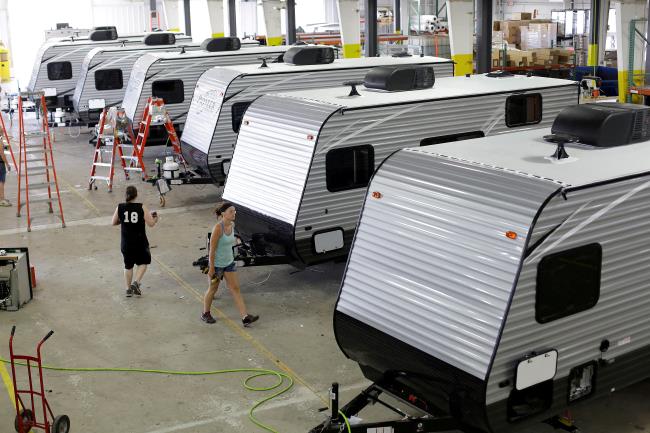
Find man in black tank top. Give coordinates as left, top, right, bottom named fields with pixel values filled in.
left=112, top=186, right=159, bottom=297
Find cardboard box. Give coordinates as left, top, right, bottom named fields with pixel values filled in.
left=511, top=12, right=532, bottom=20
left=492, top=31, right=505, bottom=45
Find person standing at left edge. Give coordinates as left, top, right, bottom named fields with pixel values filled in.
left=112, top=186, right=158, bottom=297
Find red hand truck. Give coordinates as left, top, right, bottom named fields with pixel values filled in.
left=9, top=326, right=70, bottom=433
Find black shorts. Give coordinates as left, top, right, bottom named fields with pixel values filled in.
left=122, top=246, right=151, bottom=269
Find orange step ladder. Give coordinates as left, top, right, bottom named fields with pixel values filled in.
left=1, top=110, right=17, bottom=171
left=133, top=97, right=184, bottom=168
left=88, top=107, right=140, bottom=191
left=16, top=91, right=65, bottom=232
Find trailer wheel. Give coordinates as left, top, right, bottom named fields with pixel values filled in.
left=14, top=409, right=34, bottom=432
left=52, top=415, right=71, bottom=433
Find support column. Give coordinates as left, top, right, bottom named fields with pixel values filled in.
left=614, top=0, right=647, bottom=102
left=149, top=0, right=159, bottom=31
left=476, top=0, right=492, bottom=73
left=365, top=0, right=378, bottom=57
left=588, top=0, right=611, bottom=66
left=207, top=0, right=225, bottom=37
left=286, top=0, right=296, bottom=44
left=262, top=0, right=283, bottom=45
left=163, top=0, right=181, bottom=31
left=229, top=0, right=237, bottom=37
left=337, top=0, right=362, bottom=57
left=395, top=0, right=401, bottom=33
left=183, top=0, right=191, bottom=36
left=447, top=0, right=474, bottom=75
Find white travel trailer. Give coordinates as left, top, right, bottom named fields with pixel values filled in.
left=317, top=103, right=650, bottom=433
left=222, top=72, right=579, bottom=267
left=27, top=31, right=191, bottom=110
left=121, top=43, right=293, bottom=131
left=72, top=43, right=204, bottom=125
left=181, top=50, right=454, bottom=184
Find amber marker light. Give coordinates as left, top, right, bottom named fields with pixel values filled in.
left=372, top=191, right=382, bottom=199
left=505, top=231, right=518, bottom=240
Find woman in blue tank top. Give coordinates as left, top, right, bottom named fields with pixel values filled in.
left=202, top=202, right=259, bottom=326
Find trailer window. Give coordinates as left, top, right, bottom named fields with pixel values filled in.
left=536, top=243, right=602, bottom=324
left=152, top=79, right=184, bottom=104
left=326, top=145, right=374, bottom=192
left=420, top=131, right=485, bottom=146
left=231, top=101, right=253, bottom=133
left=95, top=69, right=123, bottom=91
left=47, top=61, right=72, bottom=80
left=506, top=93, right=542, bottom=127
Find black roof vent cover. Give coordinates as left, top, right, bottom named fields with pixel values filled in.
left=144, top=32, right=176, bottom=45
left=364, top=65, right=435, bottom=91
left=551, top=103, right=650, bottom=147
left=201, top=37, right=241, bottom=52
left=89, top=28, right=118, bottom=41
left=283, top=46, right=335, bottom=65
left=93, top=26, right=117, bottom=32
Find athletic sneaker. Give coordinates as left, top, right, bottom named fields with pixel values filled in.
left=242, top=314, right=259, bottom=327
left=130, top=281, right=142, bottom=297
left=201, top=312, right=216, bottom=324
left=0, top=199, right=11, bottom=207
left=125, top=287, right=133, bottom=297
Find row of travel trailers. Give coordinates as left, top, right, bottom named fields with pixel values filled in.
left=29, top=31, right=650, bottom=431
left=28, top=30, right=260, bottom=121
left=183, top=64, right=650, bottom=432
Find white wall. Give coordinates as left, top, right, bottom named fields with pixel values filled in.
left=7, top=0, right=148, bottom=87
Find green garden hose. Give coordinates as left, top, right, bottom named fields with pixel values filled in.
left=0, top=358, right=354, bottom=433
left=0, top=358, right=293, bottom=433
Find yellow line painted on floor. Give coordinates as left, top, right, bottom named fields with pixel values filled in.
left=59, top=177, right=101, bottom=216
left=152, top=257, right=329, bottom=407
left=0, top=357, right=16, bottom=407
left=1, top=358, right=34, bottom=433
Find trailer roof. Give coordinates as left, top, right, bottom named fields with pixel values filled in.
left=408, top=127, right=650, bottom=188
left=86, top=43, right=201, bottom=55
left=144, top=45, right=290, bottom=61
left=273, top=73, right=577, bottom=108
left=41, top=33, right=190, bottom=48
left=214, top=55, right=453, bottom=76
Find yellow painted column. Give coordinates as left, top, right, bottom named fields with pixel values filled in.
left=447, top=0, right=474, bottom=76
left=262, top=0, right=284, bottom=46
left=587, top=44, right=599, bottom=66
left=337, top=0, right=362, bottom=58
left=163, top=0, right=181, bottom=32
left=615, top=0, right=647, bottom=102
left=207, top=0, right=226, bottom=40
left=452, top=54, right=473, bottom=76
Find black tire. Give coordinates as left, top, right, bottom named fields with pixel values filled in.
left=14, top=409, right=34, bottom=433
left=52, top=414, right=71, bottom=433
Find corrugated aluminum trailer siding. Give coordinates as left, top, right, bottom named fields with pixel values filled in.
left=30, top=44, right=97, bottom=96
left=124, top=50, right=287, bottom=125
left=72, top=50, right=94, bottom=112
left=122, top=54, right=158, bottom=120
left=294, top=85, right=578, bottom=254
left=204, top=62, right=455, bottom=176
left=181, top=67, right=241, bottom=154
left=28, top=43, right=49, bottom=90
left=72, top=50, right=143, bottom=117
left=336, top=149, right=560, bottom=379
left=223, top=95, right=339, bottom=224
left=486, top=175, right=650, bottom=404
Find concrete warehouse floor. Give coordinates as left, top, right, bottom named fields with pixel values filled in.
left=0, top=113, right=649, bottom=433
